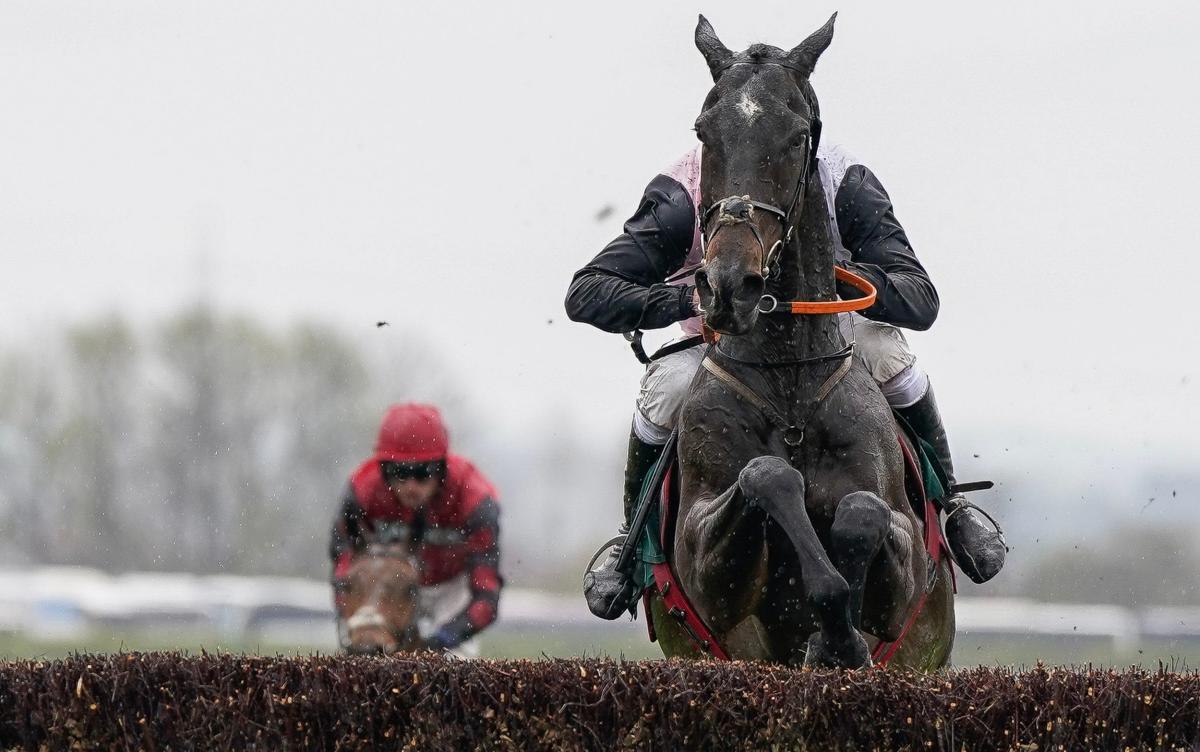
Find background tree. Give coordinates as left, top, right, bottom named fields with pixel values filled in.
left=0, top=309, right=469, bottom=576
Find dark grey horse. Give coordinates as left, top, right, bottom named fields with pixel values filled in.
left=651, top=15, right=954, bottom=669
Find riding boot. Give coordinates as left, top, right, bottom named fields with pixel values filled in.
left=583, top=427, right=664, bottom=620
left=897, top=384, right=1007, bottom=584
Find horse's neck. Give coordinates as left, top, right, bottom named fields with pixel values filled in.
left=723, top=170, right=843, bottom=365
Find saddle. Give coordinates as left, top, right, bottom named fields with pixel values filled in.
left=632, top=418, right=954, bottom=665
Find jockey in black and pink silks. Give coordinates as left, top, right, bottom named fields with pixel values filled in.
left=329, top=404, right=502, bottom=652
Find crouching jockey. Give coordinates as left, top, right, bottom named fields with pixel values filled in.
left=566, top=143, right=1006, bottom=619
left=329, top=403, right=503, bottom=652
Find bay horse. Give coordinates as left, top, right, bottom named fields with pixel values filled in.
left=651, top=15, right=955, bottom=669
left=336, top=542, right=424, bottom=654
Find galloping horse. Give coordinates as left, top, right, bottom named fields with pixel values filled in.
left=652, top=15, right=954, bottom=669
left=336, top=542, right=423, bottom=654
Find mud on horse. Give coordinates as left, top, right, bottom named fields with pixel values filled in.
left=649, top=14, right=955, bottom=669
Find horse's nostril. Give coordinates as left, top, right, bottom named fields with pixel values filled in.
left=743, top=274, right=765, bottom=299
left=695, top=270, right=715, bottom=306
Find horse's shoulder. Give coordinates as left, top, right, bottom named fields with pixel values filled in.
left=803, top=366, right=903, bottom=457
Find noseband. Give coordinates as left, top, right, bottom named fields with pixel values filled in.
left=700, top=124, right=818, bottom=283
left=345, top=604, right=421, bottom=652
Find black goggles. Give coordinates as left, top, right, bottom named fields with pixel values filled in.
left=381, top=461, right=442, bottom=482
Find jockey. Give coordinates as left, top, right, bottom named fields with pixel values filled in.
left=566, top=141, right=1007, bottom=616
left=329, top=403, right=502, bottom=651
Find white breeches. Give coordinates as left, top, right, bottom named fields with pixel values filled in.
left=632, top=313, right=929, bottom=445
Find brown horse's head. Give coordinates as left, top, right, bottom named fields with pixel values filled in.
left=338, top=542, right=423, bottom=654
left=692, top=14, right=835, bottom=334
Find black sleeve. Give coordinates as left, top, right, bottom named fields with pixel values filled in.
left=328, top=482, right=366, bottom=563
left=835, top=164, right=940, bottom=331
left=564, top=174, right=699, bottom=333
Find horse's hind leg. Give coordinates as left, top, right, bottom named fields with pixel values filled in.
left=737, top=456, right=869, bottom=669
left=829, top=492, right=891, bottom=631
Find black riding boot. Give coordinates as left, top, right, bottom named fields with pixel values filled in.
left=583, top=428, right=664, bottom=620
left=898, top=384, right=1007, bottom=584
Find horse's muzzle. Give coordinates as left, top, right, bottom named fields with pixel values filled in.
left=695, top=266, right=764, bottom=335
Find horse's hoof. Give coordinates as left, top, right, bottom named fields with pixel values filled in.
left=803, top=630, right=872, bottom=670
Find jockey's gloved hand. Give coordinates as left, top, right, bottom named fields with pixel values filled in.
left=424, top=626, right=462, bottom=652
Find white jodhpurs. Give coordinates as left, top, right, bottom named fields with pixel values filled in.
left=632, top=313, right=930, bottom=445
left=419, top=574, right=481, bottom=657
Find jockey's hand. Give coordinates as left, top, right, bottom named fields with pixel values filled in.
left=690, top=285, right=702, bottom=317
left=424, top=626, right=461, bottom=652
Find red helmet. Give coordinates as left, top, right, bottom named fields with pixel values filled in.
left=374, top=403, right=449, bottom=463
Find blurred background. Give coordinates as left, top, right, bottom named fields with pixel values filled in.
left=1, top=0, right=1198, bottom=665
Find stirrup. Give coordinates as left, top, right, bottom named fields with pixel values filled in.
left=585, top=533, right=628, bottom=573
left=582, top=528, right=640, bottom=620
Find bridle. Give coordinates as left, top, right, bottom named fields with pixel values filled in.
left=699, top=61, right=821, bottom=279
left=344, top=544, right=422, bottom=653
left=697, top=60, right=876, bottom=317
left=344, top=604, right=422, bottom=653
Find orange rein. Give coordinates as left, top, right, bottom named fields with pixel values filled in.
left=700, top=266, right=877, bottom=344
left=776, top=266, right=877, bottom=315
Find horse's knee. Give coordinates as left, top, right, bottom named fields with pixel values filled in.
left=738, top=456, right=803, bottom=503
left=832, top=492, right=890, bottom=554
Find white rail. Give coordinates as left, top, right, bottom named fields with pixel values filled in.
left=1, top=567, right=1197, bottom=650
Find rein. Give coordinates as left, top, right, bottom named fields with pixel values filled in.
left=760, top=266, right=877, bottom=315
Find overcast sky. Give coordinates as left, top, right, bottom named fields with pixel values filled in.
left=2, top=0, right=1198, bottom=489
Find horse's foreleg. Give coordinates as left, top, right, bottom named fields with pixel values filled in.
left=679, top=483, right=770, bottom=634
left=737, top=456, right=869, bottom=669
left=829, top=491, right=891, bottom=630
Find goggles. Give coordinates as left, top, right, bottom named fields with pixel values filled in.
left=381, top=461, right=442, bottom=483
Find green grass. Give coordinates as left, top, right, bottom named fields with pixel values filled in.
left=952, top=632, right=1200, bottom=669
left=2, top=628, right=1195, bottom=668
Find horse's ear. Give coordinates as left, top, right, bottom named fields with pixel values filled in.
left=695, top=14, right=733, bottom=81
left=785, top=12, right=837, bottom=78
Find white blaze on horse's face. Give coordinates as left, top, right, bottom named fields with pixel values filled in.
left=736, top=92, right=762, bottom=121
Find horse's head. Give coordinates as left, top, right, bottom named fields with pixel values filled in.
left=338, top=542, right=423, bottom=654
left=692, top=14, right=835, bottom=335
